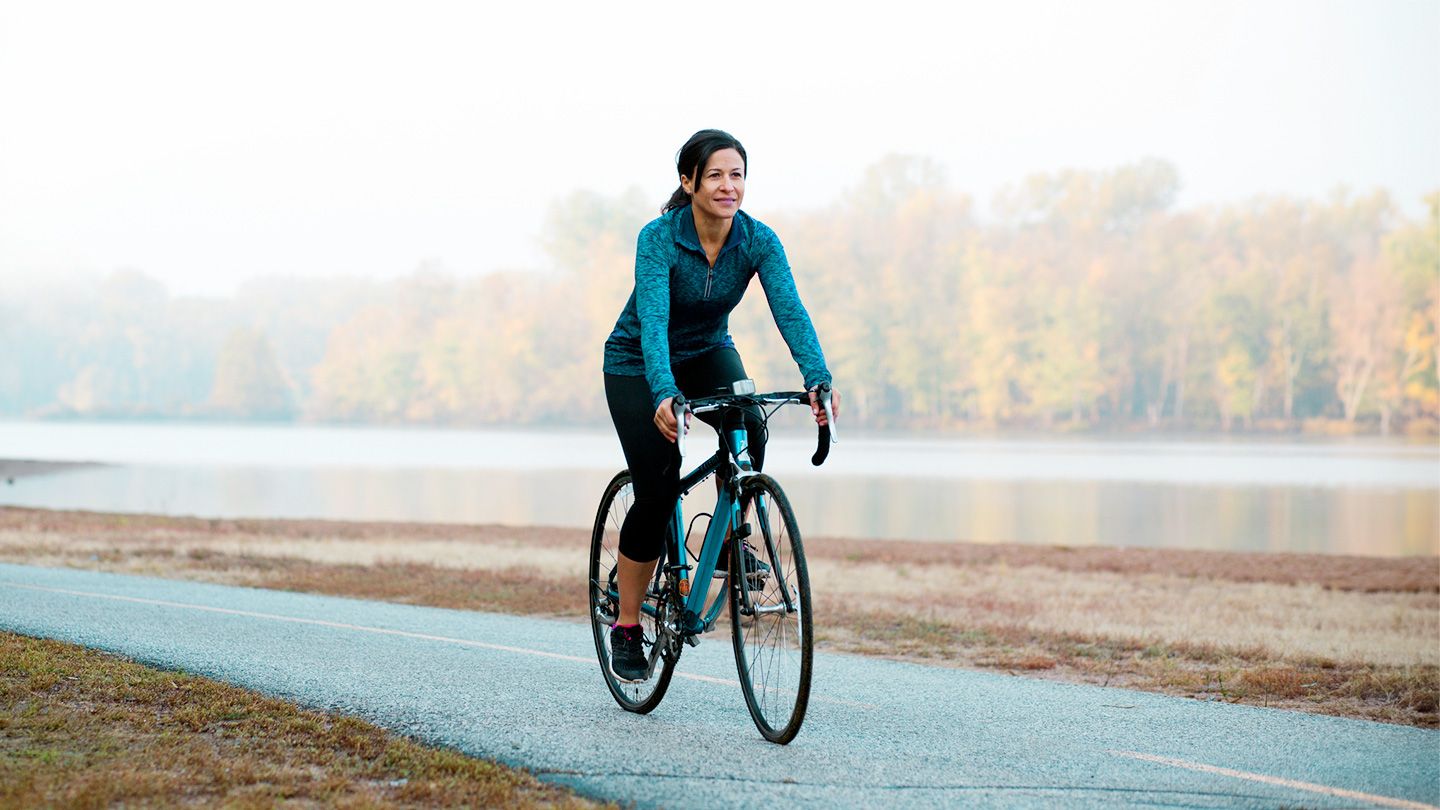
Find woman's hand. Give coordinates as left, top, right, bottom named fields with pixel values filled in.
left=808, top=386, right=840, bottom=427
left=653, top=396, right=691, bottom=442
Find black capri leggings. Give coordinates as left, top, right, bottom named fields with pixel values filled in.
left=604, top=347, right=766, bottom=563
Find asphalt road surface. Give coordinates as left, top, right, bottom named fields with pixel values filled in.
left=3, top=563, right=1436, bottom=809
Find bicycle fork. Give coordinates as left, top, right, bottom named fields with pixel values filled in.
left=723, top=428, right=798, bottom=621
left=737, top=493, right=796, bottom=618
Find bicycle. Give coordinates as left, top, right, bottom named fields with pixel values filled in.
left=588, top=379, right=836, bottom=744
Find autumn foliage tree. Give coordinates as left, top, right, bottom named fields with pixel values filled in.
left=8, top=159, right=1436, bottom=435
left=209, top=328, right=295, bottom=419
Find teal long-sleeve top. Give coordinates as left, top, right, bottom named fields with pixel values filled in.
left=603, top=205, right=832, bottom=410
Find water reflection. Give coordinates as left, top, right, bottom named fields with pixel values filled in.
left=789, top=476, right=1439, bottom=556
left=3, top=465, right=1434, bottom=557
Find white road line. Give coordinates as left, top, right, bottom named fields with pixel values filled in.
left=1110, top=750, right=1439, bottom=810
left=1, top=581, right=874, bottom=708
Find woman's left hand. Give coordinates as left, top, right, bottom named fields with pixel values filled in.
left=808, top=387, right=840, bottom=427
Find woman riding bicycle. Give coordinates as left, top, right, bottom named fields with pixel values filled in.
left=602, top=129, right=839, bottom=682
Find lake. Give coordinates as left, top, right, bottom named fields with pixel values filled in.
left=1, top=420, right=1435, bottom=557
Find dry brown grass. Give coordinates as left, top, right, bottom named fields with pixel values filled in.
left=2, top=506, right=1436, bottom=728
left=812, top=534, right=1439, bottom=592
left=809, top=559, right=1437, bottom=667
left=0, top=632, right=608, bottom=809
left=817, top=607, right=1440, bottom=725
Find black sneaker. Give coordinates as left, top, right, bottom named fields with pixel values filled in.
left=609, top=624, right=648, bottom=683
left=714, top=542, right=770, bottom=588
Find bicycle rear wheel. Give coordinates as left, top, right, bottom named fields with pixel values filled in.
left=730, top=474, right=813, bottom=744
left=589, top=470, right=676, bottom=713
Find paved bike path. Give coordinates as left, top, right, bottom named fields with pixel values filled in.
left=3, top=563, right=1436, bottom=809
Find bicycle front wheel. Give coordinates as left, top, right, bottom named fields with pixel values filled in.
left=730, top=474, right=813, bottom=744
left=589, top=470, right=677, bottom=713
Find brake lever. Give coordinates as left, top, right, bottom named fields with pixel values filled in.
left=822, top=388, right=839, bottom=444
left=811, top=383, right=836, bottom=466
left=673, top=395, right=689, bottom=460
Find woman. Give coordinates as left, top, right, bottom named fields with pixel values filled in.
left=602, top=129, right=839, bottom=682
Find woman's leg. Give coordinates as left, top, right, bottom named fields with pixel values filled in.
left=604, top=373, right=679, bottom=627
left=614, top=556, right=656, bottom=626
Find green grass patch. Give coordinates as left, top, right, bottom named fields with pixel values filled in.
left=0, top=632, right=609, bottom=809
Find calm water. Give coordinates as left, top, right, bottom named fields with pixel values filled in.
left=2, top=420, right=1436, bottom=556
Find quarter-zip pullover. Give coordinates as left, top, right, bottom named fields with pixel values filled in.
left=603, top=205, right=832, bottom=409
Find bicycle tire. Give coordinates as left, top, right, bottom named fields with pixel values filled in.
left=729, top=473, right=813, bottom=744
left=588, top=470, right=677, bottom=713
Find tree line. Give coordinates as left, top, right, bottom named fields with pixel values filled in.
left=3, top=158, right=1435, bottom=434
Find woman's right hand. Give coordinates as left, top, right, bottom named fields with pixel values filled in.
left=654, top=397, right=690, bottom=442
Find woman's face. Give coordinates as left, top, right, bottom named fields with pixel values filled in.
left=683, top=148, right=745, bottom=221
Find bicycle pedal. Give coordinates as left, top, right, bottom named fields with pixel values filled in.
left=684, top=635, right=700, bottom=648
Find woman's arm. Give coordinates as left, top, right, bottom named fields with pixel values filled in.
left=634, top=222, right=682, bottom=411
left=753, top=224, right=832, bottom=391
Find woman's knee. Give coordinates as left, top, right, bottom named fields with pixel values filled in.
left=618, top=492, right=677, bottom=562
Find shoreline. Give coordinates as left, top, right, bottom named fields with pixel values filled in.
left=0, top=460, right=102, bottom=482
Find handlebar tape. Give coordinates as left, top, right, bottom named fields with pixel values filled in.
left=811, top=425, right=831, bottom=466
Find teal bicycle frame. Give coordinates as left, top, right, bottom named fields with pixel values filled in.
left=661, top=424, right=755, bottom=636
left=591, top=426, right=757, bottom=644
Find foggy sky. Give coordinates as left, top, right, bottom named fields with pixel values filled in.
left=1, top=0, right=1436, bottom=296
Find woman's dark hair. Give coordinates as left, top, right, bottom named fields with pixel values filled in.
left=662, top=129, right=747, bottom=213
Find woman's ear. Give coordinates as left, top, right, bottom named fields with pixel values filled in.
left=680, top=175, right=693, bottom=196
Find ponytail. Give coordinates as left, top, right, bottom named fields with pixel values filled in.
left=662, top=185, right=691, bottom=214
